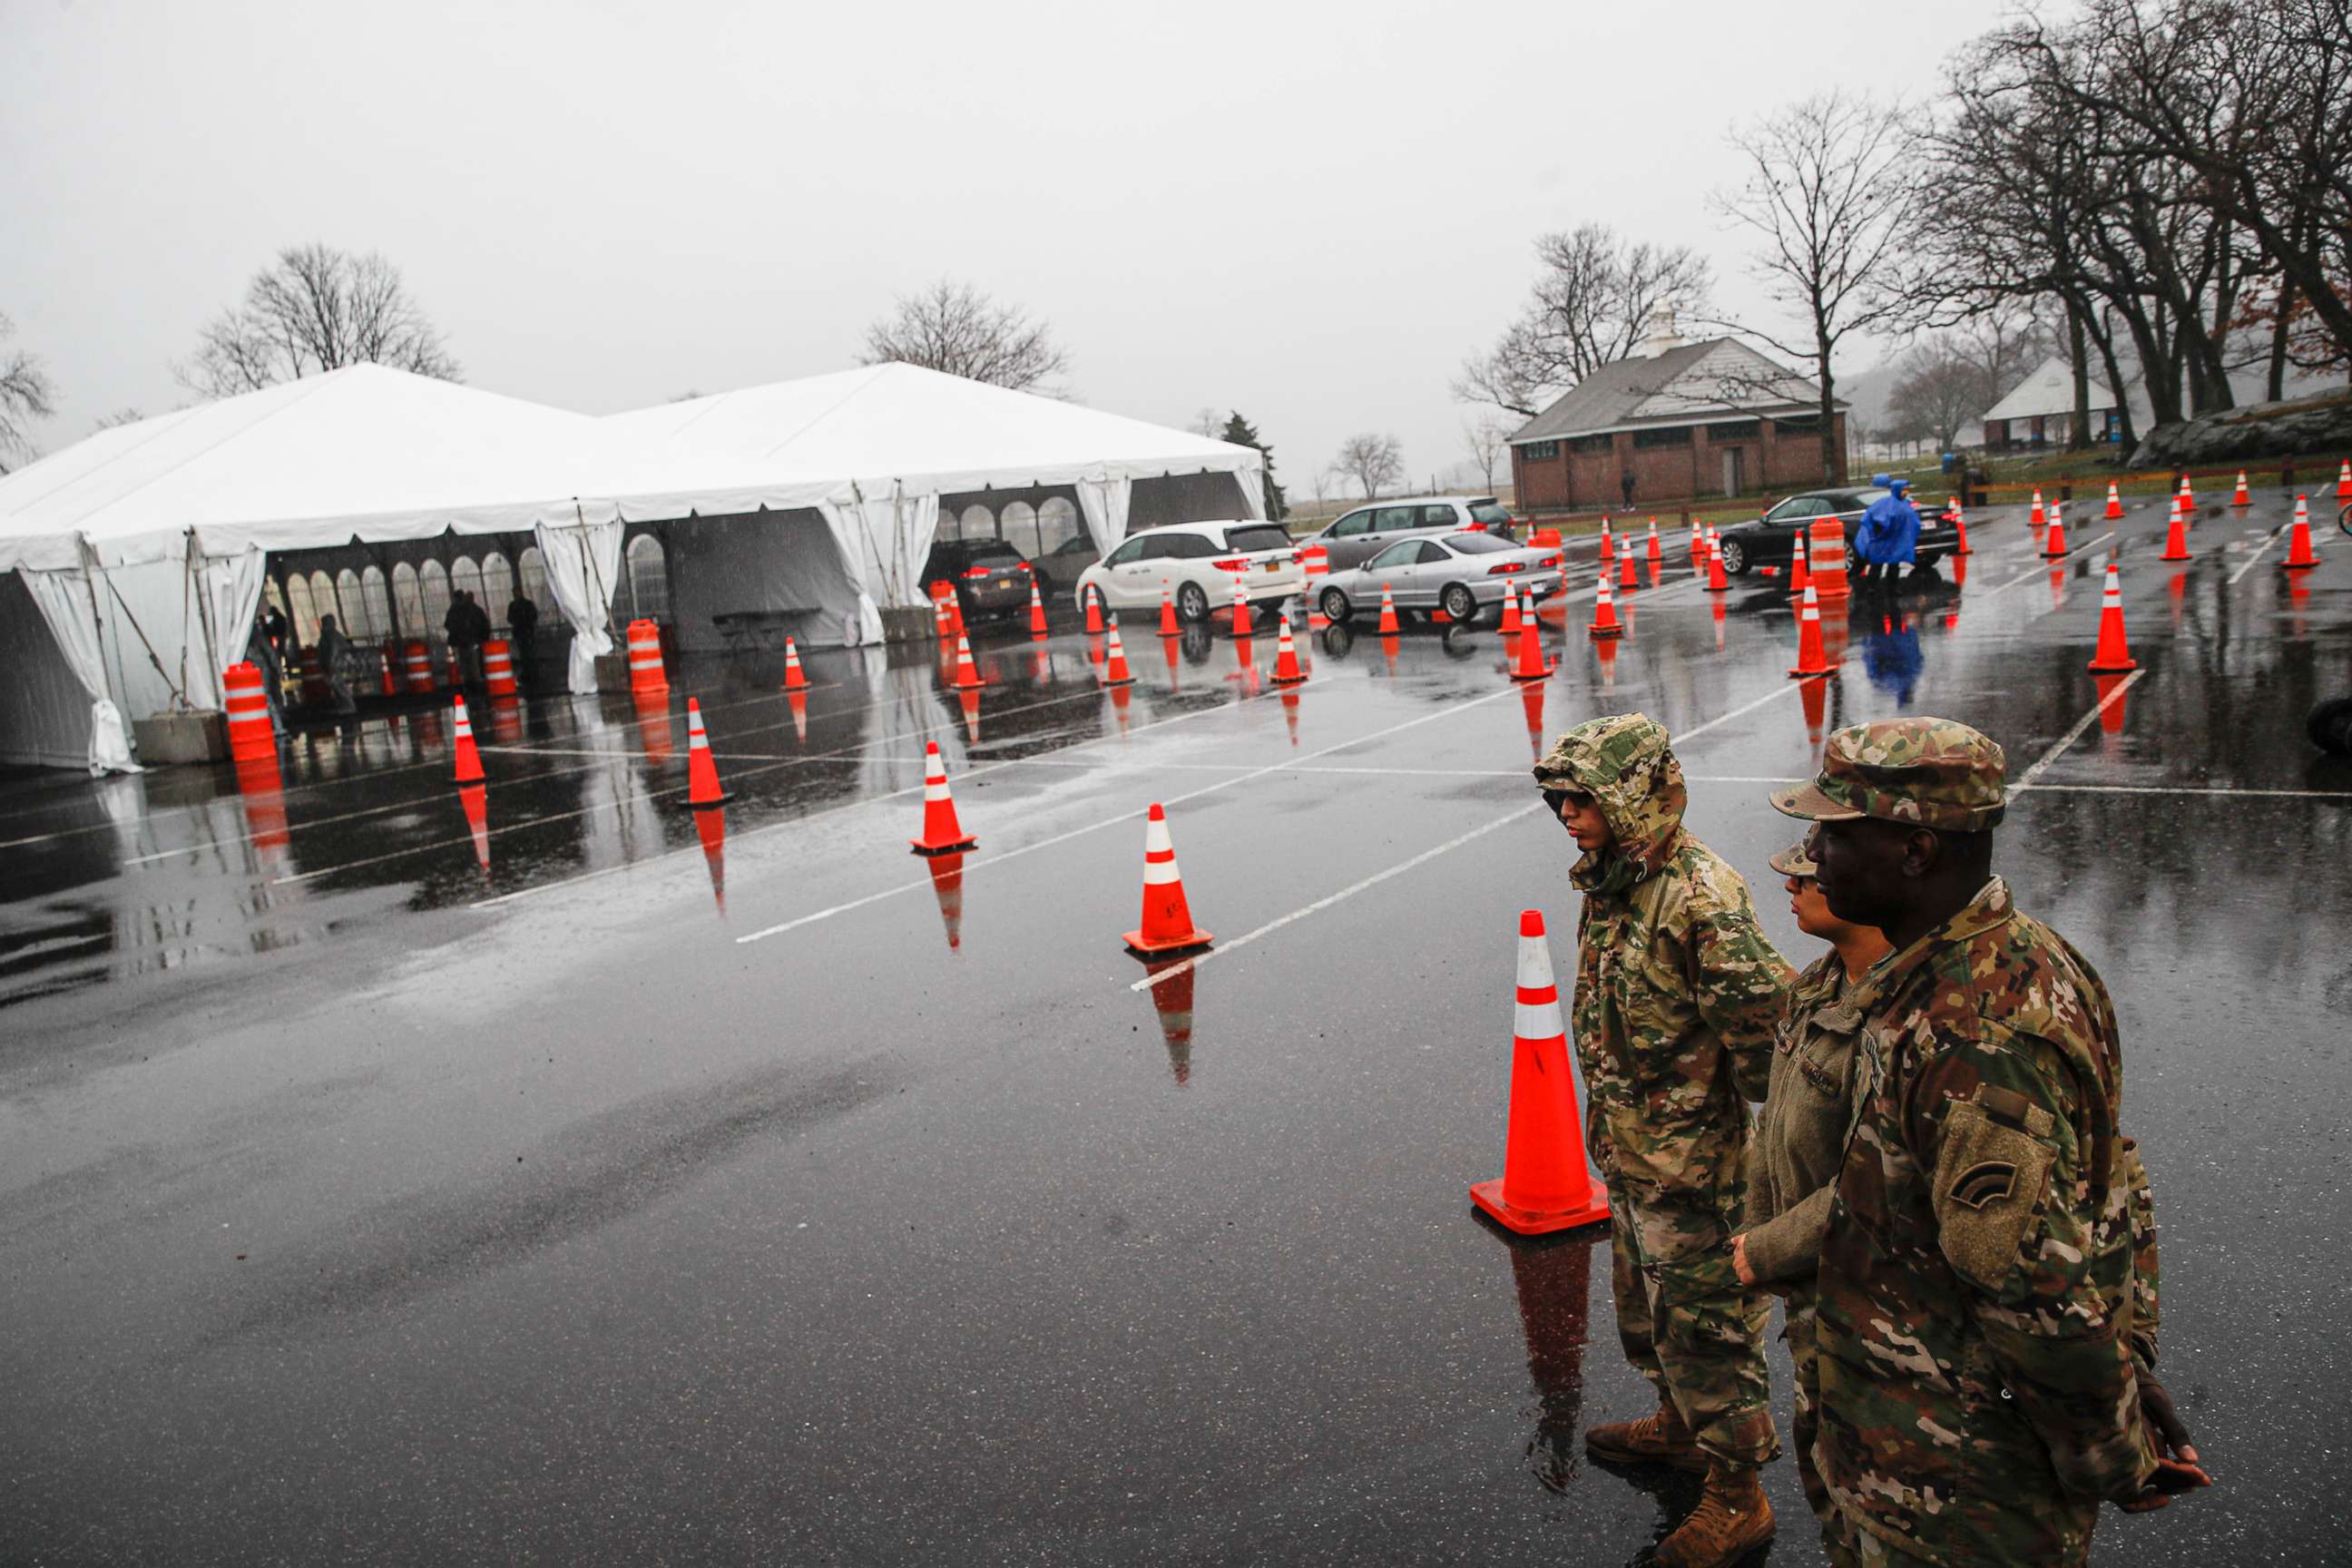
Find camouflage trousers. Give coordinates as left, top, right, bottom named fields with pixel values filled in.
left=1604, top=1177, right=1777, bottom=1466
left=1825, top=1515, right=1937, bottom=1567
left=1787, top=1287, right=1834, bottom=1528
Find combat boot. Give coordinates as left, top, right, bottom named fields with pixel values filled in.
left=1653, top=1460, right=1774, bottom=1568
left=1583, top=1394, right=1707, bottom=1474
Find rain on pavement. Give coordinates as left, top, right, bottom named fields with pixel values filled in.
left=1, top=486, right=2345, bottom=1563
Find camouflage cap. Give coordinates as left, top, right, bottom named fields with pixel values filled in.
left=1770, top=718, right=2006, bottom=831
left=1767, top=838, right=1818, bottom=877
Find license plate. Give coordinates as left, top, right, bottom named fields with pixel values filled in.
left=994, top=576, right=1010, bottom=588
left=1262, top=562, right=1280, bottom=573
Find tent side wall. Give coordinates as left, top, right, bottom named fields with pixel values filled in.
left=637, top=510, right=864, bottom=653
left=0, top=572, right=93, bottom=769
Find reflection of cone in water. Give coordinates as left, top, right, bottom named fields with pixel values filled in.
left=2048, top=566, right=2068, bottom=609
left=1592, top=634, right=1618, bottom=691
left=1798, top=673, right=1828, bottom=753
left=1950, top=552, right=1969, bottom=588
left=959, top=685, right=983, bottom=745
left=1087, top=632, right=1104, bottom=669
left=2088, top=564, right=2137, bottom=672
left=1102, top=620, right=1135, bottom=685
left=1519, top=680, right=1546, bottom=760
left=685, top=699, right=731, bottom=806
left=1504, top=1226, right=1597, bottom=1494
left=2168, top=570, right=2189, bottom=630
left=2092, top=671, right=2134, bottom=739
left=458, top=781, right=491, bottom=881
left=1109, top=680, right=1132, bottom=735
left=1032, top=642, right=1051, bottom=683
left=490, top=695, right=522, bottom=743
left=1471, top=909, right=1610, bottom=1235
left=633, top=688, right=675, bottom=764
left=2160, top=497, right=2191, bottom=561
left=925, top=850, right=965, bottom=950
left=1161, top=632, right=1181, bottom=689
left=450, top=695, right=486, bottom=784
left=234, top=753, right=291, bottom=867
left=695, top=805, right=727, bottom=915
left=1122, top=803, right=1212, bottom=956
left=2282, top=495, right=2320, bottom=569
left=1232, top=621, right=1255, bottom=674
left=1280, top=687, right=1300, bottom=747
left=910, top=740, right=977, bottom=855
left=1711, top=594, right=1726, bottom=652
left=788, top=690, right=808, bottom=744
left=1142, top=957, right=1196, bottom=1085
left=1271, top=618, right=1307, bottom=684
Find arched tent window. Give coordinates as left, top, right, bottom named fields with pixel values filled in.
left=285, top=574, right=320, bottom=647
left=479, top=552, right=514, bottom=622
left=308, top=570, right=340, bottom=635
left=1002, top=501, right=1040, bottom=559
left=518, top=547, right=551, bottom=611
left=1038, top=496, right=1080, bottom=554
left=361, top=565, right=393, bottom=639
left=959, top=504, right=995, bottom=541
left=337, top=569, right=370, bottom=637
left=391, top=563, right=424, bottom=635
left=624, top=534, right=671, bottom=622
left=264, top=577, right=289, bottom=619
left=451, top=555, right=485, bottom=615
left=419, top=561, right=452, bottom=636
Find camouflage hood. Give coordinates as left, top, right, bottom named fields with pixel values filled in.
left=1534, top=713, right=1688, bottom=889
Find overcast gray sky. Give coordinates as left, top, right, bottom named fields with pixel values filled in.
left=4, top=0, right=2009, bottom=494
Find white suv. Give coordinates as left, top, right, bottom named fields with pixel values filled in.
left=1075, top=520, right=1303, bottom=626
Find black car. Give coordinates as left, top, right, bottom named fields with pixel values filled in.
left=920, top=537, right=1036, bottom=622
left=1715, top=486, right=1955, bottom=575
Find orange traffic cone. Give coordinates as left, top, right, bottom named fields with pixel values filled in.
left=2030, top=488, right=2046, bottom=528
left=950, top=632, right=984, bottom=690
left=909, top=740, right=977, bottom=855
left=2178, top=473, right=2195, bottom=511
left=2160, top=497, right=2192, bottom=561
left=1158, top=583, right=1181, bottom=638
left=1599, top=520, right=1615, bottom=569
left=1788, top=584, right=1836, bottom=677
left=1271, top=618, right=1307, bottom=684
left=2087, top=563, right=2137, bottom=672
left=2101, top=481, right=2122, bottom=519
left=1102, top=619, right=1136, bottom=684
left=684, top=698, right=730, bottom=806
left=1703, top=532, right=1730, bottom=593
left=1788, top=534, right=1811, bottom=595
left=2041, top=501, right=2070, bottom=558
left=1585, top=573, right=1623, bottom=643
left=1949, top=500, right=1973, bottom=555
left=1469, top=909, right=1609, bottom=1235
left=1122, top=802, right=1212, bottom=956
left=1028, top=582, right=1049, bottom=637
left=2337, top=460, right=2352, bottom=501
left=1500, top=585, right=1522, bottom=636
left=2282, top=495, right=2321, bottom=570
left=450, top=694, right=486, bottom=784
left=1085, top=586, right=1105, bottom=635
left=1645, top=519, right=1663, bottom=568
left=2232, top=470, right=2251, bottom=506
left=782, top=636, right=808, bottom=691
left=1617, top=551, right=1637, bottom=591
left=1377, top=585, right=1400, bottom=635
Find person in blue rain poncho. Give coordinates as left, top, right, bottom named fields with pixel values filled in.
left=1849, top=476, right=1921, bottom=584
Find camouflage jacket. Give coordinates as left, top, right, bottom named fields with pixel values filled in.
left=1742, top=950, right=1866, bottom=1286
left=1542, top=715, right=1791, bottom=1198
left=1816, top=877, right=2156, bottom=1567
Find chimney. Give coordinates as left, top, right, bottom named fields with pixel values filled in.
left=1638, top=307, right=1685, bottom=359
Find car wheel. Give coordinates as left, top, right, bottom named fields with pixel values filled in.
left=1719, top=537, right=1749, bottom=575
left=1175, top=581, right=1210, bottom=623
left=1440, top=583, right=1477, bottom=624
left=1318, top=587, right=1352, bottom=625
left=2307, top=696, right=2352, bottom=758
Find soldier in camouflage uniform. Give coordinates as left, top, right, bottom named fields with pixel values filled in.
left=1533, top=714, right=1792, bottom=1568
left=1772, top=718, right=2209, bottom=1566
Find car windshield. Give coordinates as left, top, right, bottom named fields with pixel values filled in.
left=1222, top=524, right=1292, bottom=554
left=963, top=542, right=1024, bottom=564
left=1469, top=503, right=1512, bottom=525
left=1443, top=532, right=1515, bottom=554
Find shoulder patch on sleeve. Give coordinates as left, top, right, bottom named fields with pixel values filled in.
left=1934, top=1096, right=2056, bottom=1290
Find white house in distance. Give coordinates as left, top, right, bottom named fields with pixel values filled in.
left=1979, top=355, right=2123, bottom=451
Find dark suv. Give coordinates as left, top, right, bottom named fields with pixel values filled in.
left=920, top=538, right=1036, bottom=622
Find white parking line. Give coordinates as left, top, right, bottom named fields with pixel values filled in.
left=2226, top=521, right=2291, bottom=585
left=2013, top=669, right=2146, bottom=794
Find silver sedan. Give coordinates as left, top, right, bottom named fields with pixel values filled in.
left=1315, top=531, right=1566, bottom=628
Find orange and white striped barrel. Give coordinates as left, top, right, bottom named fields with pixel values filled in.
left=1807, top=517, right=1850, bottom=598
left=626, top=618, right=668, bottom=694
left=483, top=638, right=517, bottom=698
left=221, top=661, right=274, bottom=760
left=298, top=644, right=328, bottom=705
left=402, top=639, right=436, bottom=694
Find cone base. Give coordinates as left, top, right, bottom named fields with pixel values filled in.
left=1788, top=663, right=1837, bottom=678
left=2087, top=658, right=2138, bottom=673
left=2282, top=561, right=2318, bottom=571
left=1272, top=671, right=1307, bottom=685
left=1102, top=673, right=1135, bottom=687
left=1469, top=1179, right=1611, bottom=1237
left=911, top=836, right=977, bottom=857
left=453, top=765, right=485, bottom=786
left=1587, top=626, right=1622, bottom=641
left=1122, top=926, right=1212, bottom=957
left=1158, top=628, right=1181, bottom=639
left=2040, top=547, right=2069, bottom=559
left=688, top=793, right=733, bottom=809
left=953, top=676, right=985, bottom=691
left=2160, top=549, right=2191, bottom=562
left=782, top=678, right=808, bottom=692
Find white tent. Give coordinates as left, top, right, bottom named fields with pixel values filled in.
left=0, top=363, right=1267, bottom=771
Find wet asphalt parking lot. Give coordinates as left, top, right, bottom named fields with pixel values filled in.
left=2, top=486, right=2347, bottom=1564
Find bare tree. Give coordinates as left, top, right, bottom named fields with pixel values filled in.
left=177, top=243, right=461, bottom=398
left=1886, top=342, right=1994, bottom=453
left=1332, top=433, right=1406, bottom=500
left=1462, top=416, right=1510, bottom=490
left=1455, top=223, right=1713, bottom=418
left=858, top=279, right=1073, bottom=396
left=94, top=407, right=146, bottom=432
left=1190, top=407, right=1224, bottom=439
left=1710, top=96, right=1920, bottom=484
left=0, top=311, right=57, bottom=471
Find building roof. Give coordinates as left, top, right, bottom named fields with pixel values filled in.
left=1980, top=354, right=2115, bottom=425
left=1506, top=338, right=1834, bottom=445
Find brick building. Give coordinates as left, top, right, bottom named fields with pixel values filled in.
left=1507, top=337, right=1847, bottom=512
